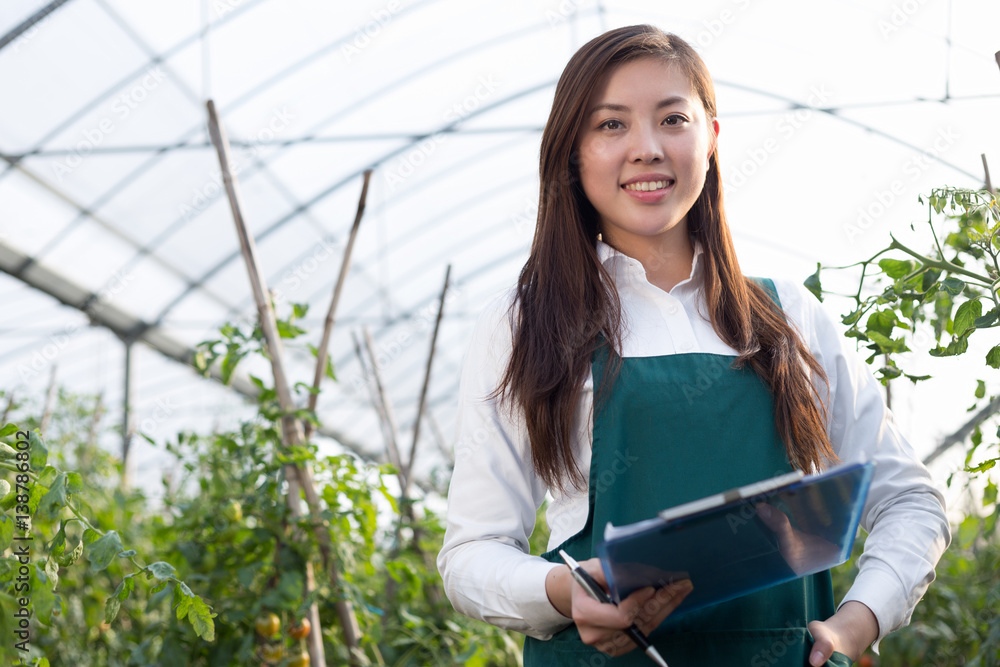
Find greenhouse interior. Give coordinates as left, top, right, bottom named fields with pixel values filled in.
left=0, top=0, right=998, bottom=664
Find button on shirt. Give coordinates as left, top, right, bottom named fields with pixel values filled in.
left=437, top=240, right=950, bottom=649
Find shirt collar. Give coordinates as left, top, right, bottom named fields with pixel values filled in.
left=596, top=238, right=704, bottom=291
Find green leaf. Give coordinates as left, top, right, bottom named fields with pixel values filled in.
left=85, top=530, right=125, bottom=572
left=65, top=472, right=83, bottom=495
left=175, top=590, right=216, bottom=642
left=987, top=346, right=1000, bottom=369
left=106, top=576, right=135, bottom=624
left=953, top=299, right=982, bottom=337
left=193, top=350, right=208, bottom=375
left=292, top=302, right=309, bottom=319
left=28, top=430, right=48, bottom=469
left=48, top=522, right=67, bottom=557
left=866, top=309, right=900, bottom=338
left=0, top=515, right=13, bottom=552
left=276, top=320, right=307, bottom=339
left=147, top=561, right=177, bottom=581
left=804, top=263, right=823, bottom=302
left=966, top=458, right=997, bottom=474
left=57, top=540, right=83, bottom=567
left=940, top=277, right=965, bottom=296
left=975, top=380, right=986, bottom=399
left=0, top=442, right=17, bottom=460
left=38, top=472, right=68, bottom=517
left=0, top=424, right=17, bottom=439
left=974, top=307, right=999, bottom=328
left=878, top=258, right=916, bottom=279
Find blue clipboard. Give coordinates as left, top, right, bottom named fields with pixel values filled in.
left=595, top=460, right=875, bottom=616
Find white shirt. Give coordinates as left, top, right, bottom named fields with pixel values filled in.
left=437, top=241, right=950, bottom=649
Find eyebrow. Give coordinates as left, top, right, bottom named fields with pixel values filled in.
left=588, top=96, right=689, bottom=115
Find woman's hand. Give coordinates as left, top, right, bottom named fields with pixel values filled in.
left=755, top=502, right=841, bottom=575
left=545, top=557, right=693, bottom=657
left=807, top=601, right=879, bottom=666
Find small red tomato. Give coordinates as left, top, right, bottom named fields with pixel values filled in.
left=858, top=655, right=874, bottom=667
left=289, top=618, right=311, bottom=640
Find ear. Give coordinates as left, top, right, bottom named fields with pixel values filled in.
left=707, top=117, right=720, bottom=160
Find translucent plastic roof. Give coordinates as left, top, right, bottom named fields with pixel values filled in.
left=1, top=0, right=998, bottom=492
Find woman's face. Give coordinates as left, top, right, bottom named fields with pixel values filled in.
left=576, top=58, right=719, bottom=254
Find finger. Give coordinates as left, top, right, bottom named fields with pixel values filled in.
left=578, top=558, right=608, bottom=586
left=807, top=620, right=836, bottom=667
left=636, top=579, right=693, bottom=632
left=756, top=502, right=792, bottom=536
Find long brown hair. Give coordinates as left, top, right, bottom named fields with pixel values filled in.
left=496, top=25, right=836, bottom=493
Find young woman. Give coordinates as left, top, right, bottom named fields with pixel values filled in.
left=437, top=24, right=949, bottom=667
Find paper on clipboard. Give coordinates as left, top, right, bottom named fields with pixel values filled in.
left=596, top=460, right=875, bottom=616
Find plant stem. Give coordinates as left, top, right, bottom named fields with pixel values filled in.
left=889, top=236, right=994, bottom=287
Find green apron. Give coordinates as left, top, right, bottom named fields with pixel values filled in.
left=524, top=279, right=853, bottom=667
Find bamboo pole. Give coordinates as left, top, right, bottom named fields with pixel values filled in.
left=983, top=154, right=994, bottom=196
left=352, top=330, right=405, bottom=479
left=304, top=170, right=372, bottom=440
left=206, top=100, right=362, bottom=666
left=40, top=363, right=57, bottom=433
left=1, top=391, right=15, bottom=425
left=403, top=265, right=450, bottom=497
left=923, top=394, right=1000, bottom=466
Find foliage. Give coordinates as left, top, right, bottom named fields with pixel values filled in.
left=806, top=186, right=1000, bottom=478
left=816, top=185, right=1000, bottom=666
left=0, top=391, right=214, bottom=666
left=0, top=298, right=524, bottom=665
left=832, top=512, right=1000, bottom=666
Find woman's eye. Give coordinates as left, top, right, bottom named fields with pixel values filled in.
left=600, top=119, right=623, bottom=130
left=663, top=114, right=687, bottom=126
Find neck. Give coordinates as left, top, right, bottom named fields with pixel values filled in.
left=603, top=225, right=695, bottom=293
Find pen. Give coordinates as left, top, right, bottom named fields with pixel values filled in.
left=558, top=549, right=669, bottom=667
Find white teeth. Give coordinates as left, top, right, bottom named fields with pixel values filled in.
left=623, top=180, right=671, bottom=192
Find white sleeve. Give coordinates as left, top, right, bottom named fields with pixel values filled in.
left=775, top=279, right=951, bottom=650
left=436, top=292, right=573, bottom=639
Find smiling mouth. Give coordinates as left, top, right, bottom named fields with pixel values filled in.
left=622, top=180, right=674, bottom=192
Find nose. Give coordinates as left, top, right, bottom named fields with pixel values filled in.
left=629, top=123, right=663, bottom=163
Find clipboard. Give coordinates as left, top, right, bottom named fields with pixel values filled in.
left=595, top=460, right=875, bottom=616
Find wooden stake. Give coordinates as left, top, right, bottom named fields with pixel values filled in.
left=404, top=265, right=451, bottom=497
left=923, top=394, right=1000, bottom=466
left=983, top=153, right=994, bottom=196
left=206, top=100, right=361, bottom=666
left=304, top=170, right=372, bottom=440
left=352, top=330, right=404, bottom=479
left=40, top=364, right=57, bottom=433
left=1, top=391, right=15, bottom=425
